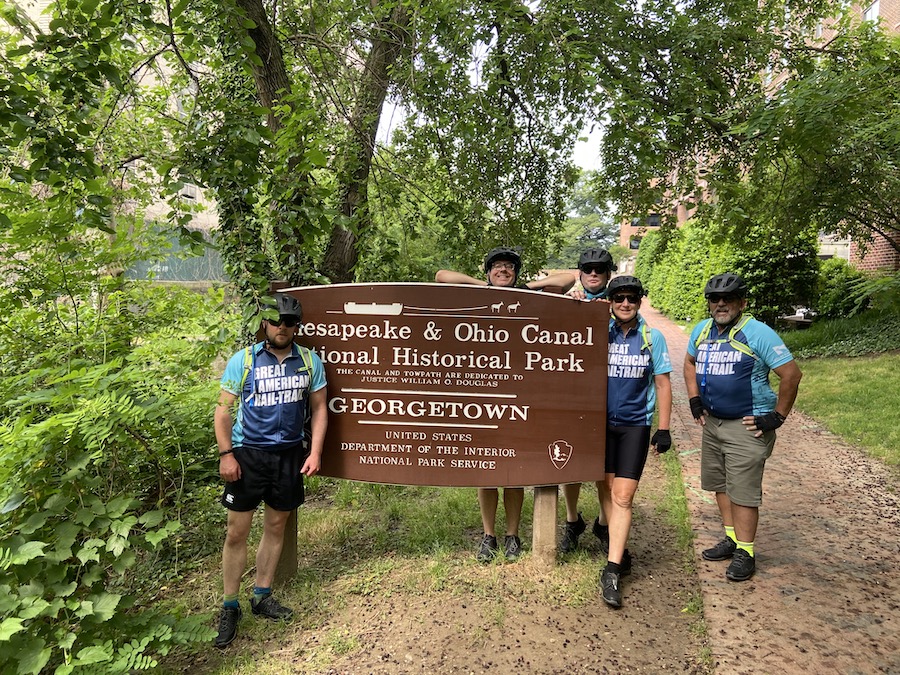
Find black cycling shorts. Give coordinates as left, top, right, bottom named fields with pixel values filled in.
left=221, top=445, right=306, bottom=512
left=605, top=425, right=652, bottom=481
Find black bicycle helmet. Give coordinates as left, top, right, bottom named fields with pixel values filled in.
left=607, top=275, right=645, bottom=297
left=578, top=248, right=617, bottom=272
left=483, top=247, right=522, bottom=275
left=704, top=273, right=748, bottom=298
left=271, top=292, right=303, bottom=320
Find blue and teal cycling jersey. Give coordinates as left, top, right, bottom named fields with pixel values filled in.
left=220, top=341, right=327, bottom=449
left=687, top=317, right=794, bottom=418
left=584, top=288, right=608, bottom=300
left=607, top=315, right=672, bottom=427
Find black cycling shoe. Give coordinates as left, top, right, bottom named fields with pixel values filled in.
left=702, top=537, right=737, bottom=561
left=600, top=566, right=622, bottom=608
left=725, top=549, right=756, bottom=581
left=559, top=513, right=586, bottom=553
left=215, top=605, right=241, bottom=648
left=251, top=594, right=294, bottom=621
left=592, top=518, right=610, bottom=554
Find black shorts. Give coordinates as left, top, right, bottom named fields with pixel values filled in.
left=605, top=425, right=651, bottom=481
left=221, top=445, right=306, bottom=512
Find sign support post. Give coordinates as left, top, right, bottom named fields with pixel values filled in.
left=532, top=485, right=558, bottom=568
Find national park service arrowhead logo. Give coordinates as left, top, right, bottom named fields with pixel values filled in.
left=549, top=440, right=573, bottom=470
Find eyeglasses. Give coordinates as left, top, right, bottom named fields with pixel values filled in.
left=268, top=315, right=300, bottom=327
left=491, top=262, right=516, bottom=271
left=581, top=265, right=608, bottom=275
left=706, top=294, right=740, bottom=304
left=611, top=294, right=639, bottom=304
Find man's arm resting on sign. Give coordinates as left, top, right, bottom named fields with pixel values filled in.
left=434, top=270, right=486, bottom=285
left=302, top=387, right=328, bottom=476
left=215, top=390, right=241, bottom=482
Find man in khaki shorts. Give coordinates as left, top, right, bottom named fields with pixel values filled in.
left=684, top=273, right=802, bottom=581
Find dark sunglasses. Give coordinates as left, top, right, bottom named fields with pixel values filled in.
left=611, top=294, right=639, bottom=304
left=268, top=315, right=300, bottom=327
left=706, top=294, right=740, bottom=304
left=581, top=265, right=608, bottom=275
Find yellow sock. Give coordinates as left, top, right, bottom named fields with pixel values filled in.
left=724, top=526, right=736, bottom=543
left=736, top=540, right=754, bottom=557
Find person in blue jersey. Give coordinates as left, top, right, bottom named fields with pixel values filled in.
left=213, top=293, right=328, bottom=648
left=582, top=275, right=674, bottom=608
left=684, top=273, right=802, bottom=582
left=436, top=247, right=576, bottom=563
left=559, top=248, right=618, bottom=553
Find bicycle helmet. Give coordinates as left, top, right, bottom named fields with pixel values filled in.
left=271, top=292, right=303, bottom=320
left=606, top=275, right=645, bottom=297
left=578, top=248, right=617, bottom=272
left=704, top=273, right=748, bottom=298
left=483, top=247, right=522, bottom=275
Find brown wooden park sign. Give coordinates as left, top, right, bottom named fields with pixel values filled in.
left=274, top=282, right=609, bottom=572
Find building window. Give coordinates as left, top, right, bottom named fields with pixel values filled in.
left=180, top=183, right=198, bottom=200
left=629, top=236, right=641, bottom=250
left=863, top=1, right=879, bottom=22
left=814, top=21, right=823, bottom=38
left=646, top=213, right=661, bottom=227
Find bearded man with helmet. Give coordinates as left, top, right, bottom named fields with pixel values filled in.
left=213, top=292, right=328, bottom=647
left=435, top=248, right=575, bottom=563
left=684, top=273, right=802, bottom=582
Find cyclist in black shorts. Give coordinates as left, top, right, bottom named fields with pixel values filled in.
left=213, top=293, right=328, bottom=647
left=598, top=276, right=673, bottom=608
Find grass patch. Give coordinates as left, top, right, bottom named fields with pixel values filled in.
left=794, top=352, right=900, bottom=468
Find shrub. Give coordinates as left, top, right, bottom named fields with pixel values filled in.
left=814, top=258, right=870, bottom=319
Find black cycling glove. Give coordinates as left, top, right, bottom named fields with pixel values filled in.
left=753, top=411, right=786, bottom=432
left=651, top=429, right=671, bottom=454
left=689, top=396, right=705, bottom=421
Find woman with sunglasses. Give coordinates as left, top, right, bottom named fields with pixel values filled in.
left=597, top=275, right=673, bottom=608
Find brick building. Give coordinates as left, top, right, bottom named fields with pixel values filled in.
left=620, top=0, right=899, bottom=272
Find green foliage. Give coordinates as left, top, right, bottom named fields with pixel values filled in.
left=814, top=258, right=870, bottom=319
left=780, top=308, right=900, bottom=359
left=636, top=216, right=818, bottom=324
left=0, top=282, right=231, bottom=673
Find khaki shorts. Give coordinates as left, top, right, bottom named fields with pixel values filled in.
left=700, top=415, right=776, bottom=507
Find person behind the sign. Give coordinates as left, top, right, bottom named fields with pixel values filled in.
left=560, top=248, right=618, bottom=553
left=213, top=293, right=328, bottom=648
left=592, top=275, right=673, bottom=608
left=435, top=247, right=575, bottom=562
left=684, top=273, right=801, bottom=583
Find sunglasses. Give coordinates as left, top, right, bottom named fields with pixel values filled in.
left=581, top=265, right=608, bottom=275
left=707, top=294, right=740, bottom=304
left=268, top=316, right=300, bottom=327
left=611, top=294, right=639, bottom=304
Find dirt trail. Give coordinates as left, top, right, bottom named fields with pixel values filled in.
left=641, top=301, right=900, bottom=675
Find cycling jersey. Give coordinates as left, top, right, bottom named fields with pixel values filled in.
left=607, top=315, right=672, bottom=426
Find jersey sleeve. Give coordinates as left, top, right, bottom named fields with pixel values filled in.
left=220, top=349, right=246, bottom=395
left=748, top=322, right=795, bottom=369
left=686, top=322, right=705, bottom=358
left=309, top=352, right=327, bottom=392
left=649, top=328, right=673, bottom=376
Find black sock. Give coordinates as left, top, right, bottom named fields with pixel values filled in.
left=606, top=561, right=621, bottom=575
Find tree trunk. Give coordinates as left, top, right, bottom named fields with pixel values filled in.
left=322, top=3, right=410, bottom=283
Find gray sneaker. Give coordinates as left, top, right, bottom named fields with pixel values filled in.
left=600, top=566, right=622, bottom=608
left=702, top=537, right=737, bottom=561
left=250, top=594, right=293, bottom=621
left=504, top=535, right=523, bottom=561
left=477, top=534, right=499, bottom=563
